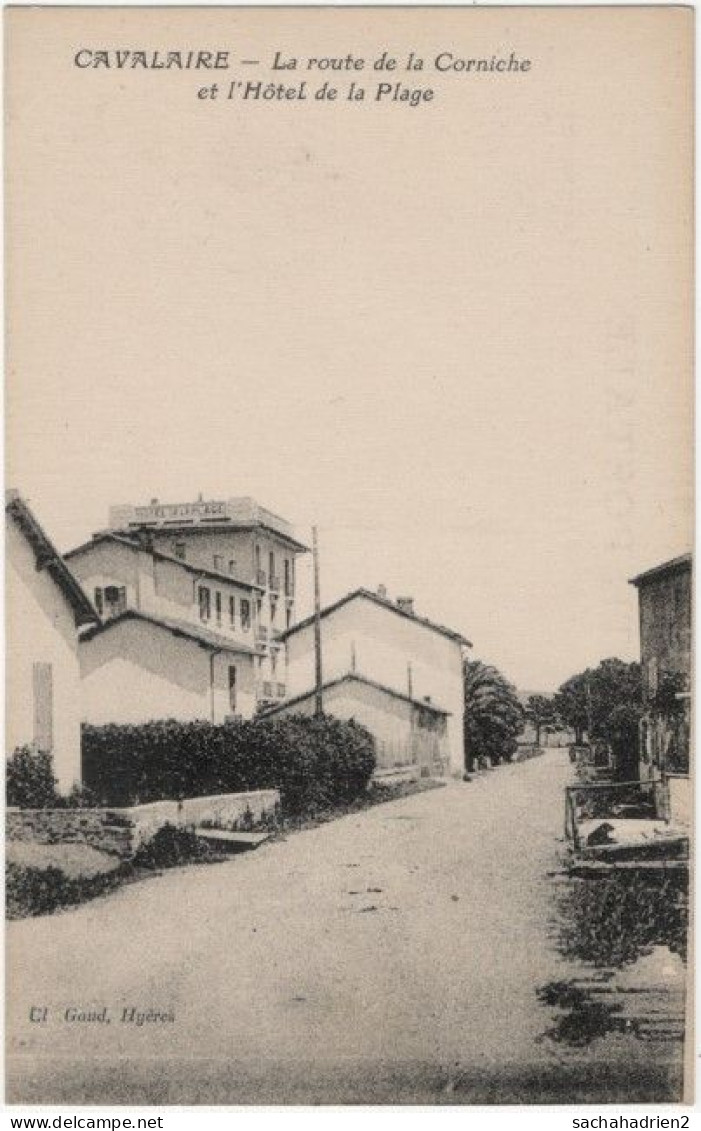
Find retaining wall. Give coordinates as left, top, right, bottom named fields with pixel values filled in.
left=6, top=789, right=280, bottom=860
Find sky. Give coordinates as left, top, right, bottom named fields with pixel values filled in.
left=7, top=7, right=693, bottom=692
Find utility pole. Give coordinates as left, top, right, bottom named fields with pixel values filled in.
left=313, top=525, right=323, bottom=717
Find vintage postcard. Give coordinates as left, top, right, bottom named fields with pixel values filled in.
left=4, top=4, right=694, bottom=1107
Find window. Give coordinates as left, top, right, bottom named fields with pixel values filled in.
left=229, top=595, right=236, bottom=626
left=255, top=545, right=261, bottom=569
left=284, top=559, right=290, bottom=595
left=269, top=550, right=275, bottom=579
left=228, top=666, right=237, bottom=712
left=240, top=599, right=251, bottom=631
left=286, top=605, right=292, bottom=630
left=271, top=650, right=277, bottom=675
left=213, top=554, right=222, bottom=572
left=228, top=559, right=236, bottom=575
left=94, top=587, right=103, bottom=616
left=199, top=586, right=211, bottom=622
left=215, top=591, right=222, bottom=625
left=174, top=542, right=186, bottom=560
left=104, top=586, right=127, bottom=617
left=32, top=662, right=53, bottom=752
left=270, top=597, right=277, bottom=625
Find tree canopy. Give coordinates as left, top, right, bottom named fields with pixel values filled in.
left=524, top=694, right=557, bottom=746
left=463, top=659, right=524, bottom=771
left=554, top=658, right=643, bottom=775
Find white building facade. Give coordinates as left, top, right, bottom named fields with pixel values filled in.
left=65, top=495, right=308, bottom=725
left=273, top=589, right=470, bottom=776
left=104, top=496, right=308, bottom=709
left=6, top=491, right=98, bottom=791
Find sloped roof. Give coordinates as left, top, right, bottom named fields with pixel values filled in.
left=629, top=553, right=692, bottom=588
left=281, top=588, right=471, bottom=647
left=80, top=608, right=262, bottom=655
left=66, top=531, right=264, bottom=591
left=260, top=671, right=451, bottom=718
left=6, top=490, right=99, bottom=627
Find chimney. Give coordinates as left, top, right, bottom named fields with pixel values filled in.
left=397, top=596, right=415, bottom=616
left=377, top=584, right=388, bottom=600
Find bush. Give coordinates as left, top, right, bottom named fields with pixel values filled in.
left=6, top=861, right=124, bottom=919
left=6, top=746, right=60, bottom=808
left=131, top=824, right=213, bottom=870
left=56, top=783, right=101, bottom=809
left=82, top=714, right=376, bottom=815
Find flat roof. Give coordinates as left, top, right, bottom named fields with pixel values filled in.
left=80, top=609, right=262, bottom=655
left=260, top=672, right=452, bottom=718
left=115, top=521, right=310, bottom=554
left=6, top=491, right=99, bottom=627
left=629, top=553, right=692, bottom=588
left=108, top=497, right=310, bottom=553
left=281, top=588, right=472, bottom=648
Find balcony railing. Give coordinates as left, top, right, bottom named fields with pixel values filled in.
left=258, top=681, right=286, bottom=701
left=256, top=569, right=267, bottom=587
left=256, top=626, right=269, bottom=643
left=270, top=627, right=283, bottom=642
left=269, top=574, right=281, bottom=593
left=284, top=581, right=295, bottom=598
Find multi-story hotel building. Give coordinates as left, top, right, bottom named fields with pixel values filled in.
left=67, top=496, right=308, bottom=723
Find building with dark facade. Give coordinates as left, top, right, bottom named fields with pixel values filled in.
left=629, top=553, right=692, bottom=784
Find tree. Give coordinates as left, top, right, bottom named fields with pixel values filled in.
left=553, top=673, right=590, bottom=745
left=463, top=660, right=524, bottom=772
left=525, top=693, right=557, bottom=747
left=554, top=658, right=643, bottom=777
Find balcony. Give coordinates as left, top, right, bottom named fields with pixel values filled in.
left=256, top=569, right=267, bottom=587
left=256, top=626, right=269, bottom=644
left=269, top=574, right=281, bottom=593
left=270, top=627, right=283, bottom=642
left=257, top=681, right=286, bottom=702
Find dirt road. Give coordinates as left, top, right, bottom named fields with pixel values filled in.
left=7, top=750, right=683, bottom=1103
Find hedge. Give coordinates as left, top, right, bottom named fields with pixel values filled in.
left=82, top=714, right=376, bottom=815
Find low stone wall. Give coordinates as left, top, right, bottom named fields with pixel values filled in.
left=6, top=789, right=280, bottom=860
left=373, top=765, right=421, bottom=784
left=111, top=801, right=180, bottom=852
left=179, top=790, right=279, bottom=831
left=6, top=808, right=134, bottom=858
